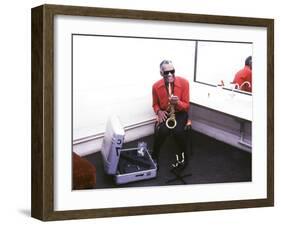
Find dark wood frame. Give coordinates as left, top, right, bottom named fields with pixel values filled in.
left=31, top=4, right=274, bottom=221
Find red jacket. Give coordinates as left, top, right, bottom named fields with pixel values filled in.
left=233, top=65, right=252, bottom=92
left=152, top=76, right=190, bottom=114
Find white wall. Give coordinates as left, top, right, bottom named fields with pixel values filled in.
left=71, top=20, right=255, bottom=151
left=73, top=35, right=195, bottom=140
left=70, top=17, right=258, bottom=156
left=73, top=36, right=252, bottom=141
left=0, top=1, right=280, bottom=226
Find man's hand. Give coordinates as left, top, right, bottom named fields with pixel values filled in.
left=169, top=95, right=179, bottom=105
left=157, top=110, right=169, bottom=124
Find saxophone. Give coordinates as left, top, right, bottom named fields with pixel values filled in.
left=165, top=82, right=177, bottom=129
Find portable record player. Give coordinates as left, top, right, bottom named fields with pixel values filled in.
left=101, top=115, right=157, bottom=184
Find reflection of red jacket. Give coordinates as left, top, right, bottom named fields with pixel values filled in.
left=152, top=76, right=190, bottom=114
left=233, top=65, right=252, bottom=92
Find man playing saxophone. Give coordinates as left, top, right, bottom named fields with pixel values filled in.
left=152, top=60, right=190, bottom=169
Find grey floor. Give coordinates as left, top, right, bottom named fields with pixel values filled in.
left=84, top=130, right=252, bottom=189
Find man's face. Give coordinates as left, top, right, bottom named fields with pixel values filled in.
left=161, top=63, right=175, bottom=83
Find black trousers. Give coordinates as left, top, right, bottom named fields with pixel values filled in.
left=152, top=111, right=189, bottom=161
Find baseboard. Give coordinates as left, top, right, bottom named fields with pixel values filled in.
left=73, top=122, right=155, bottom=156
left=74, top=115, right=251, bottom=156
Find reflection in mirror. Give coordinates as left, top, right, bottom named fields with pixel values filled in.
left=195, top=41, right=253, bottom=94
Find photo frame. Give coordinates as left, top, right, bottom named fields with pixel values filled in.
left=31, top=4, right=274, bottom=221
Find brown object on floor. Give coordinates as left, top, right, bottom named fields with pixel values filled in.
left=72, top=152, right=96, bottom=189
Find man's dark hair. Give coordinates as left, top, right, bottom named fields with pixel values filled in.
left=160, top=60, right=173, bottom=69
left=245, top=56, right=252, bottom=66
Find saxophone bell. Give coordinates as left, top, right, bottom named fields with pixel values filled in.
left=166, top=116, right=177, bottom=129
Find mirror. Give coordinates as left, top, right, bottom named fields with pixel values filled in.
left=195, top=41, right=253, bottom=94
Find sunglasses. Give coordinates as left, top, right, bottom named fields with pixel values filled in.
left=163, top=69, right=175, bottom=76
